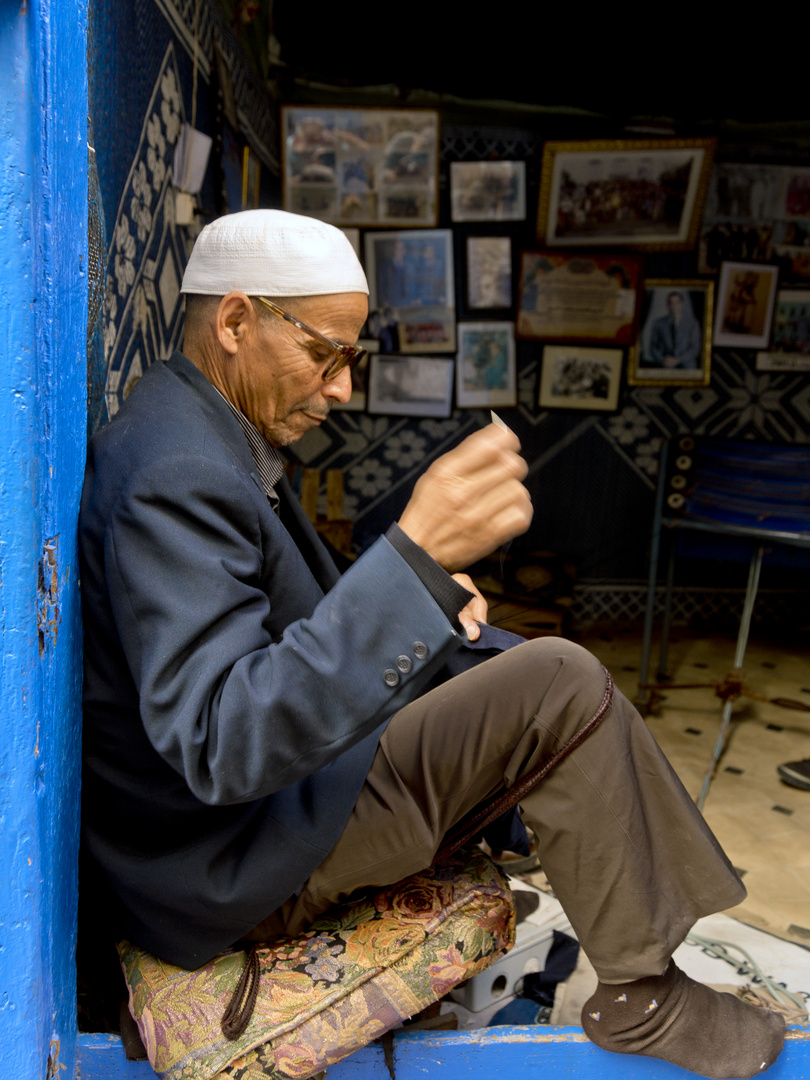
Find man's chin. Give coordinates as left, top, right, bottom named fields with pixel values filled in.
left=268, top=411, right=329, bottom=447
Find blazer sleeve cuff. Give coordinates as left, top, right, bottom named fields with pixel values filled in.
left=385, top=522, right=475, bottom=628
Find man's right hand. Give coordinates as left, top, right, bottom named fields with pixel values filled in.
left=398, top=423, right=533, bottom=572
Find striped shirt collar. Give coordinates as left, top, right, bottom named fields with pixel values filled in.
left=214, top=389, right=285, bottom=510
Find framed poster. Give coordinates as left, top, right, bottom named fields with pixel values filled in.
left=456, top=322, right=517, bottom=408
left=466, top=236, right=512, bottom=311
left=450, top=161, right=526, bottom=222
left=517, top=251, right=642, bottom=344
left=629, top=280, right=714, bottom=387
left=713, top=262, right=779, bottom=349
left=537, top=138, right=716, bottom=250
left=756, top=289, right=810, bottom=371
left=539, top=345, right=623, bottom=411
left=367, top=354, right=454, bottom=418
left=366, top=229, right=456, bottom=352
left=282, top=106, right=439, bottom=227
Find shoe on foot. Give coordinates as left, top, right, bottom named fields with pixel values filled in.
left=582, top=961, right=785, bottom=1079
left=777, top=758, right=810, bottom=791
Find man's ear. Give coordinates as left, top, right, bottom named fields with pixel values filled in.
left=215, top=292, right=255, bottom=355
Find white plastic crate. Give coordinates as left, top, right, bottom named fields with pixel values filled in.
left=449, top=918, right=554, bottom=1013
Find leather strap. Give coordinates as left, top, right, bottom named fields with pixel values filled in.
left=221, top=945, right=261, bottom=1040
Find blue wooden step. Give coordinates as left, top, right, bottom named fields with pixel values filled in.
left=77, top=1025, right=810, bottom=1080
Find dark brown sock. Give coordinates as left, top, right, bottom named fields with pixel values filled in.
left=582, top=962, right=785, bottom=1079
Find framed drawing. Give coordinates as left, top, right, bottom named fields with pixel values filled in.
left=756, top=289, right=810, bottom=371
left=539, top=345, right=623, bottom=411
left=517, top=251, right=642, bottom=344
left=450, top=161, right=526, bottom=222
left=367, top=354, right=454, bottom=418
left=466, top=236, right=512, bottom=311
left=331, top=340, right=377, bottom=411
left=281, top=106, right=439, bottom=227
left=713, top=262, right=779, bottom=349
left=365, top=229, right=456, bottom=352
left=629, top=280, right=714, bottom=387
left=537, top=138, right=716, bottom=250
left=456, top=322, right=516, bottom=408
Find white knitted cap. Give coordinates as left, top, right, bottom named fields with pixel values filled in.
left=180, top=210, right=368, bottom=296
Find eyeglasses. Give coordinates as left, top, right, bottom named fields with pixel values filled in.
left=256, top=297, right=367, bottom=382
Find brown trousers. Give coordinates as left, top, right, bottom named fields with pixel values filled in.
left=253, top=638, right=744, bottom=983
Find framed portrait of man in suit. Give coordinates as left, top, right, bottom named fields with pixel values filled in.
left=628, top=279, right=714, bottom=387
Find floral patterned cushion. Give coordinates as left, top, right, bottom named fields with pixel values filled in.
left=118, top=847, right=515, bottom=1080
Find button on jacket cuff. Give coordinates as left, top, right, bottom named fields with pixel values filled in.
left=385, top=522, right=474, bottom=628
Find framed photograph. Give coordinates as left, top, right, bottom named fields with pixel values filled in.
left=456, top=322, right=517, bottom=408
left=365, top=229, right=456, bottom=352
left=331, top=340, right=377, bottom=411
left=241, top=146, right=261, bottom=210
left=699, top=164, right=810, bottom=278
left=756, top=289, right=810, bottom=371
left=517, top=251, right=642, bottom=344
left=539, top=345, right=623, bottom=411
left=367, top=354, right=454, bottom=418
left=466, top=236, right=512, bottom=310
left=281, top=106, right=439, bottom=227
left=537, top=138, right=716, bottom=250
left=771, top=220, right=810, bottom=281
left=698, top=222, right=774, bottom=275
left=704, top=163, right=810, bottom=223
left=629, top=280, right=714, bottom=387
left=713, top=262, right=779, bottom=349
left=450, top=161, right=526, bottom=222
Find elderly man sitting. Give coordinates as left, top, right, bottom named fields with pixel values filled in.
left=79, top=210, right=784, bottom=1080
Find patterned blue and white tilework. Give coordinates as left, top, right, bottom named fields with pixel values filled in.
left=95, top=0, right=280, bottom=421
left=103, top=45, right=191, bottom=418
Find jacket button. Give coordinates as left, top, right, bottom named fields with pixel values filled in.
left=413, top=641, right=429, bottom=660
left=383, top=668, right=400, bottom=687
left=396, top=654, right=412, bottom=673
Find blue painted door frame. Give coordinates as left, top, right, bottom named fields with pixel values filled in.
left=0, top=0, right=88, bottom=1076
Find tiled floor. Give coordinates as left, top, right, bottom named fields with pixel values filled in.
left=575, top=626, right=810, bottom=948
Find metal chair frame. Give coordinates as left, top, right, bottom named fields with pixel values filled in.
left=636, top=438, right=810, bottom=810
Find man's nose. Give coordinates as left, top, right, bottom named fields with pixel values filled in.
left=322, top=364, right=353, bottom=405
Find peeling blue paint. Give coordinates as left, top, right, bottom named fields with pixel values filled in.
left=0, top=0, right=87, bottom=1075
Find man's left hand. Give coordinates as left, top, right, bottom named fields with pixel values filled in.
left=453, top=573, right=488, bottom=641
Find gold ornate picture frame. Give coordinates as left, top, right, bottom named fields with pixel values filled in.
left=629, top=279, right=714, bottom=387
left=537, top=138, right=716, bottom=251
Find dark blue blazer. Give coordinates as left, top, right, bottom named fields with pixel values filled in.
left=79, top=353, right=463, bottom=968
